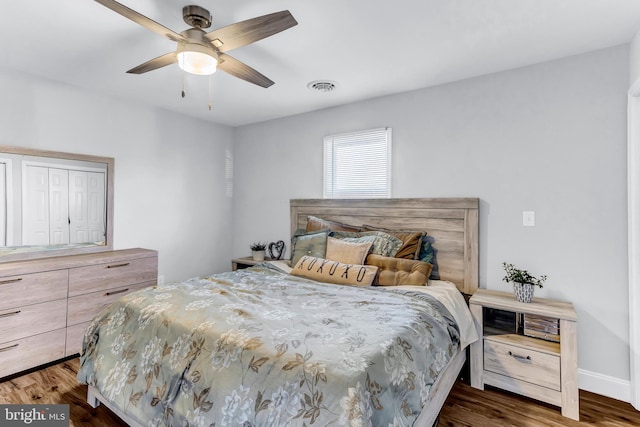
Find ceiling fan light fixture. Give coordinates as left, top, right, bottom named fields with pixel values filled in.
left=177, top=43, right=218, bottom=75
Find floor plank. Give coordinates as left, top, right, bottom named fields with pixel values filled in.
left=439, top=382, right=640, bottom=426
left=0, top=359, right=127, bottom=426
left=0, top=358, right=639, bottom=426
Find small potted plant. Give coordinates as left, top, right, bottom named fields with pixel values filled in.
left=502, top=262, right=547, bottom=303
left=250, top=242, right=267, bottom=261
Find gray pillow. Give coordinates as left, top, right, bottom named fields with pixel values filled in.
left=331, top=230, right=403, bottom=257
left=291, top=229, right=329, bottom=266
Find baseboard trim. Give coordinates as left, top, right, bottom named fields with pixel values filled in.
left=579, top=369, right=631, bottom=403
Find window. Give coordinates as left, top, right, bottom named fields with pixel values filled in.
left=323, top=127, right=392, bottom=198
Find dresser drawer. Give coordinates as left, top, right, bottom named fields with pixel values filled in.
left=484, top=337, right=560, bottom=391
left=0, top=299, right=67, bottom=344
left=69, top=256, right=158, bottom=296
left=66, top=321, right=90, bottom=356
left=67, top=281, right=153, bottom=326
left=0, top=270, right=68, bottom=310
left=0, top=329, right=66, bottom=378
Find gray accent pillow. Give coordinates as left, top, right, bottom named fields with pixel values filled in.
left=291, top=229, right=329, bottom=266
left=331, top=230, right=403, bottom=258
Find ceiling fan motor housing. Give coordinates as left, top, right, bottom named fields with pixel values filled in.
left=183, top=5, right=211, bottom=29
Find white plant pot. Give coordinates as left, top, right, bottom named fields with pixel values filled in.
left=513, top=282, right=535, bottom=303
left=252, top=250, right=265, bottom=261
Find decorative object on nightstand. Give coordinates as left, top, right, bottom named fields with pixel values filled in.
left=250, top=242, right=267, bottom=261
left=502, top=262, right=547, bottom=303
left=523, top=313, right=560, bottom=342
left=469, top=289, right=579, bottom=420
left=268, top=240, right=286, bottom=260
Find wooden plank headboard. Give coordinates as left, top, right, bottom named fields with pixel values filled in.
left=290, top=198, right=479, bottom=295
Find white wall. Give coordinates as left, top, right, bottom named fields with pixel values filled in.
left=0, top=68, right=235, bottom=282
left=233, top=45, right=631, bottom=396
left=0, top=43, right=630, bottom=400
left=630, top=30, right=640, bottom=84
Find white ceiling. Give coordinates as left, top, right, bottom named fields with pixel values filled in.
left=3, top=0, right=640, bottom=127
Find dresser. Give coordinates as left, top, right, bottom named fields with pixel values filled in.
left=0, top=248, right=157, bottom=378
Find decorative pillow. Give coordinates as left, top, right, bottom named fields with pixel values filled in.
left=325, top=236, right=372, bottom=265
left=305, top=215, right=362, bottom=233
left=330, top=231, right=403, bottom=257
left=292, top=255, right=378, bottom=287
left=419, top=237, right=435, bottom=264
left=290, top=229, right=329, bottom=266
left=362, top=225, right=425, bottom=260
left=366, top=254, right=433, bottom=286
left=418, top=236, right=439, bottom=279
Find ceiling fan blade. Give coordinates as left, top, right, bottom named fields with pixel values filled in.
left=127, top=52, right=177, bottom=74
left=205, top=11, right=297, bottom=53
left=217, top=53, right=274, bottom=88
left=94, top=0, right=185, bottom=42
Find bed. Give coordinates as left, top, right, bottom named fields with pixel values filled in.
left=78, top=198, right=479, bottom=427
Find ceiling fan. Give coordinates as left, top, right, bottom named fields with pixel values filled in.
left=94, top=0, right=298, bottom=88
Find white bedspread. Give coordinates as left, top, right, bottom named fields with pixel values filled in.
left=388, top=280, right=478, bottom=349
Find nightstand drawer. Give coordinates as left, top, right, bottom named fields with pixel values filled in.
left=484, top=337, right=560, bottom=391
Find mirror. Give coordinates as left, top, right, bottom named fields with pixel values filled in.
left=0, top=145, right=114, bottom=262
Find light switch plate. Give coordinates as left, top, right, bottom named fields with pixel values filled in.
left=523, top=211, right=535, bottom=227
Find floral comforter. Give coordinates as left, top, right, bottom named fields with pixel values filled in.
left=77, top=265, right=461, bottom=427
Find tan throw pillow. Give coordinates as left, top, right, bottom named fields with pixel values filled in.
left=362, top=225, right=425, bottom=260
left=388, top=231, right=424, bottom=259
left=292, top=256, right=378, bottom=286
left=365, top=254, right=433, bottom=286
left=325, top=236, right=372, bottom=265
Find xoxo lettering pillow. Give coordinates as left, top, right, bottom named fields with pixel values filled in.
left=291, top=255, right=378, bottom=287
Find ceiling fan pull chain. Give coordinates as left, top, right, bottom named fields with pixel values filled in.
left=208, top=76, right=212, bottom=111
left=181, top=69, right=186, bottom=98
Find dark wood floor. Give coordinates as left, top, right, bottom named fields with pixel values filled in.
left=438, top=382, right=640, bottom=426
left=1, top=358, right=639, bottom=426
left=0, top=358, right=127, bottom=426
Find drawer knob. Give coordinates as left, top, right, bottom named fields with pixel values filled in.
left=508, top=351, right=532, bottom=362
left=0, top=310, right=21, bottom=318
left=106, top=262, right=130, bottom=269
left=0, top=343, right=18, bottom=353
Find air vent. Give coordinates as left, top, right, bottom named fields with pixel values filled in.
left=307, top=80, right=337, bottom=93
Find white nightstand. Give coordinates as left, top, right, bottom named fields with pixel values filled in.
left=231, top=256, right=288, bottom=271
left=469, top=289, right=579, bottom=420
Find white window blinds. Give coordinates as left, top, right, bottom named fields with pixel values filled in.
left=323, top=127, right=392, bottom=198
